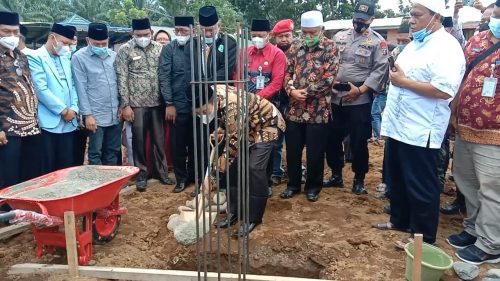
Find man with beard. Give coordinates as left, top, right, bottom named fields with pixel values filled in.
left=324, top=0, right=389, bottom=195
left=184, top=6, right=237, bottom=193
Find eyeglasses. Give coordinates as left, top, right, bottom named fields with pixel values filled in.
left=13, top=59, right=23, bottom=76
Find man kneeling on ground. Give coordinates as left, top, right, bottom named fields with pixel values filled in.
left=191, top=84, right=285, bottom=237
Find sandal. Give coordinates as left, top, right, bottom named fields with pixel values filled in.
left=394, top=237, right=414, bottom=250
left=372, top=222, right=411, bottom=233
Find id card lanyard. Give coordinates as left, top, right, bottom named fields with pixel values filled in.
left=482, top=64, right=497, bottom=98
left=256, top=66, right=265, bottom=90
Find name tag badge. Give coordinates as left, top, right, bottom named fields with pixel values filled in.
left=256, top=75, right=265, bottom=90
left=482, top=77, right=497, bottom=98
left=132, top=56, right=141, bottom=61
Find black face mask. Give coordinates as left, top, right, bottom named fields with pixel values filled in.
left=277, top=43, right=291, bottom=52
left=353, top=20, right=370, bottom=34
left=478, top=22, right=490, bottom=32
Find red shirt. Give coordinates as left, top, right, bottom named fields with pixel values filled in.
left=235, top=43, right=286, bottom=100
left=457, top=31, right=500, bottom=145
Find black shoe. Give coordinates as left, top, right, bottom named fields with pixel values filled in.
left=383, top=204, right=391, bottom=214
left=352, top=179, right=368, bottom=195
left=270, top=175, right=282, bottom=185
left=280, top=188, right=300, bottom=199
left=440, top=199, right=466, bottom=215
left=268, top=187, right=273, bottom=197
left=232, top=222, right=259, bottom=237
left=160, top=176, right=175, bottom=185
left=173, top=182, right=187, bottom=193
left=306, top=193, right=319, bottom=202
left=447, top=231, right=477, bottom=249
left=457, top=245, right=500, bottom=265
left=136, top=174, right=148, bottom=192
left=323, top=175, right=344, bottom=188
left=215, top=213, right=238, bottom=229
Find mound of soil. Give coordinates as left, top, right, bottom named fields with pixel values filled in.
left=0, top=143, right=496, bottom=280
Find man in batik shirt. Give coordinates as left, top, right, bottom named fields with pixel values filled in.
left=192, top=85, right=285, bottom=237
left=279, top=10, right=339, bottom=202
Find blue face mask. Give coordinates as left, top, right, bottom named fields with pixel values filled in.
left=205, top=37, right=214, bottom=44
left=91, top=44, right=109, bottom=57
left=412, top=15, right=435, bottom=42
left=489, top=16, right=500, bottom=38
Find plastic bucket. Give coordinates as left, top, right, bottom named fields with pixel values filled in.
left=404, top=242, right=453, bottom=281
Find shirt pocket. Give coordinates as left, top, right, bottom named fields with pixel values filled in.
left=354, top=48, right=372, bottom=66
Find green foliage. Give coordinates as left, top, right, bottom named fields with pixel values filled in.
left=1, top=0, right=410, bottom=28
left=107, top=0, right=147, bottom=26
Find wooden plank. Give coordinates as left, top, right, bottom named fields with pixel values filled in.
left=412, top=234, right=423, bottom=281
left=0, top=222, right=30, bottom=240
left=8, top=263, right=324, bottom=281
left=63, top=212, right=79, bottom=277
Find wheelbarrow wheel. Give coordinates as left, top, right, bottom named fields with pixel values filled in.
left=92, top=212, right=121, bottom=244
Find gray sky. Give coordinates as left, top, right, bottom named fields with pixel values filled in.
left=378, top=0, right=493, bottom=22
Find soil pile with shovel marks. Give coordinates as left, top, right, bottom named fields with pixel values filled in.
left=0, top=144, right=497, bottom=280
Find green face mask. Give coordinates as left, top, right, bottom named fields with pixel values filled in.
left=304, top=35, right=321, bottom=48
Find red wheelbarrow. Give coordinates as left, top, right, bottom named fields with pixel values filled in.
left=0, top=165, right=139, bottom=265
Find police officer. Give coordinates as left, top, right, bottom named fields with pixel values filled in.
left=324, top=0, right=389, bottom=195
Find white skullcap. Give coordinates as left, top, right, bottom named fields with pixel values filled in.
left=413, top=0, right=446, bottom=15
left=301, top=10, right=323, bottom=28
left=442, top=7, right=453, bottom=18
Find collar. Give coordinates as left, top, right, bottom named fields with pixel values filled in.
left=0, top=45, right=21, bottom=58
left=0, top=44, right=8, bottom=55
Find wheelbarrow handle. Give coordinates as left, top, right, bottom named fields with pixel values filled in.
left=0, top=199, right=49, bottom=216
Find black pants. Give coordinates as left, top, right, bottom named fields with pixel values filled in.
left=74, top=128, right=88, bottom=166
left=228, top=141, right=275, bottom=224
left=386, top=138, right=440, bottom=244
left=326, top=103, right=372, bottom=180
left=193, top=116, right=215, bottom=183
left=0, top=134, right=43, bottom=189
left=286, top=120, right=328, bottom=194
left=41, top=130, right=76, bottom=175
left=170, top=113, right=195, bottom=184
left=132, top=107, right=167, bottom=178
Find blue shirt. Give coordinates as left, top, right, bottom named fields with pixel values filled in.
left=71, top=46, right=120, bottom=127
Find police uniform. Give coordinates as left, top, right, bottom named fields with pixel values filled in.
left=325, top=26, right=389, bottom=190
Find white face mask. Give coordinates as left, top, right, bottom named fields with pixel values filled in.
left=176, top=35, right=190, bottom=46
left=251, top=37, right=267, bottom=49
left=0, top=36, right=20, bottom=50
left=135, top=36, right=151, bottom=48
left=52, top=35, right=71, bottom=57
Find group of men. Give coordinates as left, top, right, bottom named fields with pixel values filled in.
left=1, top=0, right=499, bottom=264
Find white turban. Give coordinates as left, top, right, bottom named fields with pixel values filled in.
left=413, top=0, right=446, bottom=15
left=301, top=10, right=323, bottom=28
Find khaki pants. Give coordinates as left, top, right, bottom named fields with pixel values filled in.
left=455, top=135, right=500, bottom=255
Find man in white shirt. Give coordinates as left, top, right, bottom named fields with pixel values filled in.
left=372, top=0, right=465, bottom=246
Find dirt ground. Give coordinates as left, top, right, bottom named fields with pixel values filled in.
left=1, top=143, right=499, bottom=280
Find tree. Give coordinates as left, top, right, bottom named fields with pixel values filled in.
left=107, top=0, right=147, bottom=26
left=1, top=0, right=72, bottom=22
left=70, top=0, right=114, bottom=22
left=398, top=0, right=412, bottom=16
